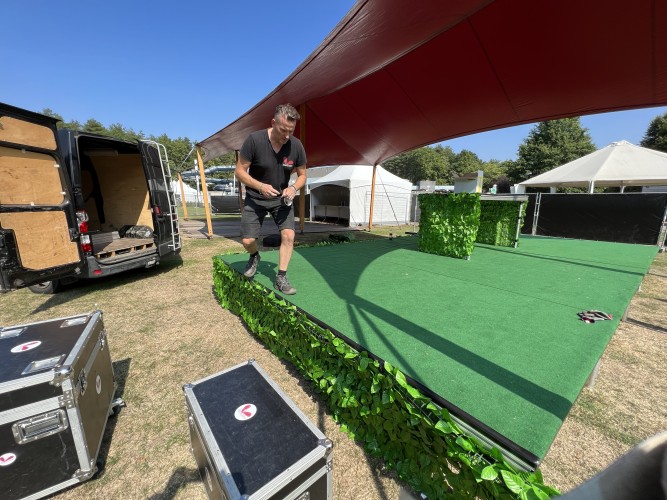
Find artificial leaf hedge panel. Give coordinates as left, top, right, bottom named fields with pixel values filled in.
left=418, top=193, right=481, bottom=259
left=213, top=256, right=558, bottom=499
left=476, top=200, right=527, bottom=247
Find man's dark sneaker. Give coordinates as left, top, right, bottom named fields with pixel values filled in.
left=243, top=253, right=260, bottom=278
left=274, top=274, right=296, bottom=295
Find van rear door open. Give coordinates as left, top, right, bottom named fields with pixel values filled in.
left=139, top=141, right=181, bottom=256
left=0, top=103, right=84, bottom=291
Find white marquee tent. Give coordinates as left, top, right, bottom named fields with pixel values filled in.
left=309, top=165, right=413, bottom=227
left=171, top=180, right=210, bottom=204
left=518, top=141, right=667, bottom=192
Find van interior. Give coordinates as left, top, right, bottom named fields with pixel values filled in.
left=77, top=137, right=156, bottom=262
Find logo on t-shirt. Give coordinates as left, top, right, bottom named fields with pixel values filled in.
left=282, top=157, right=294, bottom=169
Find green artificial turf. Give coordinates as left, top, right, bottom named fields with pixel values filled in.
left=220, top=235, right=657, bottom=460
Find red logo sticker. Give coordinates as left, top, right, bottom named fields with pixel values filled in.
left=10, top=341, right=41, bottom=353
left=282, top=157, right=294, bottom=168
left=0, top=452, right=17, bottom=466
left=234, top=403, right=257, bottom=421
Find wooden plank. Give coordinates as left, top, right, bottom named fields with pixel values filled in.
left=0, top=147, right=64, bottom=205
left=0, top=115, right=57, bottom=150
left=88, top=154, right=154, bottom=231
left=0, top=211, right=80, bottom=269
left=93, top=237, right=155, bottom=260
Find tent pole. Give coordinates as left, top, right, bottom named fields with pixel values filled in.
left=588, top=181, right=595, bottom=193
left=177, top=173, right=189, bottom=220
left=299, top=104, right=306, bottom=234
left=368, top=164, right=378, bottom=230
left=196, top=146, right=213, bottom=239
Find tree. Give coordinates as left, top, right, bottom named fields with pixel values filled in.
left=107, top=123, right=144, bottom=142
left=205, top=151, right=237, bottom=169
left=432, top=145, right=456, bottom=183
left=383, top=150, right=408, bottom=180
left=481, top=159, right=511, bottom=190
left=640, top=112, right=667, bottom=153
left=452, top=150, right=483, bottom=178
left=41, top=108, right=63, bottom=122
left=41, top=109, right=84, bottom=130
left=59, top=119, right=82, bottom=131
left=30, top=107, right=249, bottom=179
left=82, top=118, right=108, bottom=136
left=509, top=117, right=596, bottom=183
left=384, top=147, right=443, bottom=184
left=149, top=134, right=196, bottom=175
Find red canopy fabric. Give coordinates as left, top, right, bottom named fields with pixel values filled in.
left=198, top=0, right=667, bottom=167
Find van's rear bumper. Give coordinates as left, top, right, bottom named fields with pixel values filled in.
left=82, top=251, right=159, bottom=279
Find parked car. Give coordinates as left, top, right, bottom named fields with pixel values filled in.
left=0, top=102, right=181, bottom=293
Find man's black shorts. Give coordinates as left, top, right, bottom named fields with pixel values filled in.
left=241, top=195, right=294, bottom=239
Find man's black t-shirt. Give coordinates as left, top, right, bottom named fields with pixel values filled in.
left=240, top=130, right=307, bottom=199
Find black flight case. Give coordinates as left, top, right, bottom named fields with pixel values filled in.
left=0, top=310, right=123, bottom=499
left=184, top=359, right=333, bottom=499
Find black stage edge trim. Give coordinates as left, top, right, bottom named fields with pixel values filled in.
left=263, top=282, right=541, bottom=471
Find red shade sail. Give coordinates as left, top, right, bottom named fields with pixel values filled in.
left=198, top=0, right=667, bottom=167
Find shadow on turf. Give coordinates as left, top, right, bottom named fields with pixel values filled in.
left=625, top=317, right=667, bottom=334
left=479, top=244, right=650, bottom=277
left=289, top=238, right=573, bottom=421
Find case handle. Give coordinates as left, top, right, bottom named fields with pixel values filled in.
left=12, top=409, right=69, bottom=444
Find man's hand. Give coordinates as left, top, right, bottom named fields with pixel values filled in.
left=260, top=183, right=280, bottom=198
left=282, top=185, right=297, bottom=201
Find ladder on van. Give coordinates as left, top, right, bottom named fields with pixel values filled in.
left=146, top=141, right=182, bottom=252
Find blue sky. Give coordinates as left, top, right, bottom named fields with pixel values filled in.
left=3, top=1, right=666, bottom=162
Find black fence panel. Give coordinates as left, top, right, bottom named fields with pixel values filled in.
left=524, top=193, right=667, bottom=245
left=520, top=194, right=538, bottom=235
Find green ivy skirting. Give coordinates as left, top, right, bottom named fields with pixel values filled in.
left=213, top=257, right=558, bottom=499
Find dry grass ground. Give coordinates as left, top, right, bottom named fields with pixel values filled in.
left=0, top=229, right=665, bottom=499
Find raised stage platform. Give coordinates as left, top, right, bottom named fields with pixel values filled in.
left=216, top=235, right=657, bottom=468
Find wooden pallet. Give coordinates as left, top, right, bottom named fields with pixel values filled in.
left=93, top=237, right=155, bottom=260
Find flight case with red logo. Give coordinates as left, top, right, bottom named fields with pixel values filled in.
left=183, top=360, right=333, bottom=499
left=0, top=311, right=122, bottom=499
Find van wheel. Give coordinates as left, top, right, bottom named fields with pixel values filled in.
left=28, top=280, right=61, bottom=294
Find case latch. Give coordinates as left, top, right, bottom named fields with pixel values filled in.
left=77, top=368, right=88, bottom=396
left=99, top=330, right=107, bottom=351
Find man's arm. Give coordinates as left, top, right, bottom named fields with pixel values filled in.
left=235, top=156, right=279, bottom=197
left=284, top=164, right=307, bottom=200
left=293, top=165, right=307, bottom=191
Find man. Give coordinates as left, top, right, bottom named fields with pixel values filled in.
left=234, top=103, right=307, bottom=295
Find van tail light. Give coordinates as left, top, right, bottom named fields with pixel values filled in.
left=80, top=234, right=92, bottom=253
left=76, top=211, right=92, bottom=253
left=76, top=210, right=89, bottom=233
left=152, top=204, right=162, bottom=216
